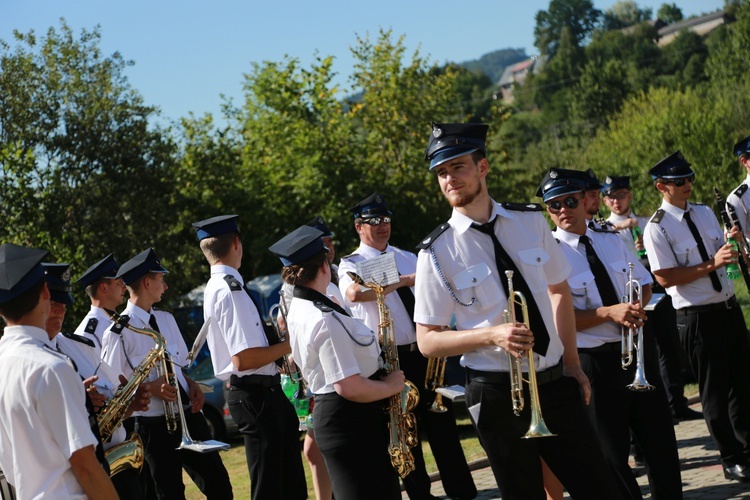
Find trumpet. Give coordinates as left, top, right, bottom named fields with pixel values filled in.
left=424, top=356, right=447, bottom=413
left=622, top=263, right=654, bottom=392
left=503, top=270, right=555, bottom=439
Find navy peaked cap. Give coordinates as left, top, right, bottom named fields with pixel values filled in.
left=351, top=193, right=391, bottom=220
left=425, top=122, right=488, bottom=170
left=116, top=248, right=169, bottom=285
left=536, top=168, right=587, bottom=202
left=734, top=135, right=750, bottom=156
left=269, top=226, right=326, bottom=266
left=306, top=216, right=333, bottom=238
left=76, top=254, right=119, bottom=288
left=649, top=151, right=694, bottom=180
left=192, top=214, right=240, bottom=241
left=601, top=176, right=631, bottom=196
left=0, top=244, right=49, bottom=304
left=44, top=263, right=74, bottom=305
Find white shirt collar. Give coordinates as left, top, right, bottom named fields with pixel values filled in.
left=449, top=199, right=511, bottom=235
left=554, top=226, right=592, bottom=250
left=2, top=324, right=54, bottom=348
left=211, top=264, right=243, bottom=282
left=357, top=242, right=391, bottom=258
left=123, top=300, right=151, bottom=325
left=608, top=211, right=635, bottom=224
left=661, top=199, right=693, bottom=222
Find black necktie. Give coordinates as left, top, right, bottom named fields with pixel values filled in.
left=149, top=314, right=191, bottom=403
left=472, top=220, right=550, bottom=356
left=684, top=211, right=722, bottom=292
left=579, top=235, right=620, bottom=306
left=382, top=251, right=416, bottom=327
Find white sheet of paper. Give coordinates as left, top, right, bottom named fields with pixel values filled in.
left=355, top=252, right=400, bottom=288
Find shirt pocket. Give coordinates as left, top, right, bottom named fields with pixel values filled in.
left=673, top=237, right=698, bottom=267
left=452, top=262, right=502, bottom=312
left=568, top=270, right=595, bottom=310
left=607, top=260, right=630, bottom=299
left=705, top=228, right=724, bottom=254
left=516, top=247, right=550, bottom=293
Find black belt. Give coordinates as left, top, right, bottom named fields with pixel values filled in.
left=230, top=373, right=280, bottom=388
left=578, top=341, right=621, bottom=354
left=397, top=342, right=418, bottom=354
left=466, top=362, right=563, bottom=386
left=677, top=296, right=737, bottom=315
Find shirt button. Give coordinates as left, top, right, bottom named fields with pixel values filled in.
left=471, top=277, right=477, bottom=283
left=536, top=257, right=542, bottom=262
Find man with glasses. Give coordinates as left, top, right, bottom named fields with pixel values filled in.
left=602, top=176, right=701, bottom=424
left=338, top=193, right=477, bottom=500
left=541, top=168, right=682, bottom=499
left=726, top=135, right=750, bottom=240
left=644, top=150, right=750, bottom=482
left=414, top=123, right=620, bottom=499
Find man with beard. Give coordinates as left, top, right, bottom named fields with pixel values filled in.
left=413, top=123, right=621, bottom=499
left=644, top=151, right=750, bottom=482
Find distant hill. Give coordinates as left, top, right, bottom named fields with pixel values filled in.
left=459, top=48, right=529, bottom=83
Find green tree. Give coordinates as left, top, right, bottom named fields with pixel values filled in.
left=601, top=1, right=652, bottom=30
left=0, top=21, right=181, bottom=326
left=657, top=3, right=684, bottom=23
left=705, top=0, right=750, bottom=86
left=534, top=0, right=601, bottom=57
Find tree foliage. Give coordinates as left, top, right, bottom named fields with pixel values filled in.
left=534, top=0, right=601, bottom=57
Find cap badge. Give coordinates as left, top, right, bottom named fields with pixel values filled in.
left=432, top=126, right=442, bottom=138
left=549, top=170, right=558, bottom=179
left=605, top=176, right=613, bottom=184
left=62, top=270, right=70, bottom=281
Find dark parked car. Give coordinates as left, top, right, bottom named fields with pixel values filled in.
left=186, top=356, right=237, bottom=441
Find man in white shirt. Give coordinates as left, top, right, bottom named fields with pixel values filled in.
left=339, top=193, right=476, bottom=500
left=643, top=150, right=750, bottom=482
left=602, top=176, right=701, bottom=423
left=726, top=135, right=750, bottom=239
left=194, top=215, right=307, bottom=500
left=541, top=168, right=681, bottom=499
left=0, top=244, right=117, bottom=499
left=415, top=122, right=620, bottom=499
left=101, top=247, right=232, bottom=498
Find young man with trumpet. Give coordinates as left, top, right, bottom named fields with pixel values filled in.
left=101, top=248, right=232, bottom=499
left=193, top=215, right=307, bottom=500
left=644, top=151, right=750, bottom=482
left=414, top=123, right=620, bottom=499
left=540, top=168, right=682, bottom=500
left=339, top=192, right=476, bottom=500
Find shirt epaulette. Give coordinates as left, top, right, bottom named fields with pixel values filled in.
left=223, top=274, right=244, bottom=292
left=110, top=315, right=130, bottom=335
left=649, top=209, right=665, bottom=224
left=692, top=202, right=706, bottom=206
left=734, top=184, right=748, bottom=198
left=501, top=202, right=543, bottom=212
left=590, top=226, right=618, bottom=234
left=84, top=318, right=98, bottom=334
left=341, top=253, right=360, bottom=260
left=60, top=331, right=95, bottom=348
left=416, top=223, right=450, bottom=250
left=312, top=300, right=334, bottom=313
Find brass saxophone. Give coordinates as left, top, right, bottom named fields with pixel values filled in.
left=347, top=272, right=419, bottom=478
left=99, top=312, right=166, bottom=475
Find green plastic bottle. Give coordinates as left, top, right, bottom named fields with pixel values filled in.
left=726, top=238, right=741, bottom=281
left=631, top=225, right=647, bottom=258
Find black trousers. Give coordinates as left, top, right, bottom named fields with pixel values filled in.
left=676, top=301, right=750, bottom=467
left=579, top=342, right=682, bottom=500
left=646, top=295, right=690, bottom=411
left=313, top=392, right=400, bottom=500
left=465, top=370, right=622, bottom=500
left=136, top=410, right=232, bottom=499
left=398, top=347, right=477, bottom=500
left=228, top=380, right=307, bottom=500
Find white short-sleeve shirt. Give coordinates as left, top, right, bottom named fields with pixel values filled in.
left=0, top=325, right=98, bottom=499
left=726, top=175, right=750, bottom=235
left=203, top=265, right=277, bottom=380
left=338, top=243, right=418, bottom=346
left=644, top=200, right=734, bottom=309
left=555, top=227, right=653, bottom=348
left=414, top=201, right=570, bottom=372
left=101, top=301, right=191, bottom=417
left=607, top=211, right=650, bottom=261
left=287, top=289, right=381, bottom=395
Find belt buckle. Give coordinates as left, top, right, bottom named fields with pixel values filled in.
left=725, top=299, right=732, bottom=310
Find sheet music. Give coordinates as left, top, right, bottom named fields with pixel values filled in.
left=436, top=384, right=466, bottom=402
left=180, top=440, right=231, bottom=453
left=355, top=252, right=400, bottom=288
left=644, top=293, right=666, bottom=311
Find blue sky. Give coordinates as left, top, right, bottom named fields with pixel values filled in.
left=2, top=0, right=725, bottom=127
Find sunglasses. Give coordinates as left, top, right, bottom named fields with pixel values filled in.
left=661, top=174, right=695, bottom=187
left=362, top=216, right=392, bottom=226
left=546, top=195, right=582, bottom=214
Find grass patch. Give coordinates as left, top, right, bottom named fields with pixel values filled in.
left=183, top=404, right=484, bottom=499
